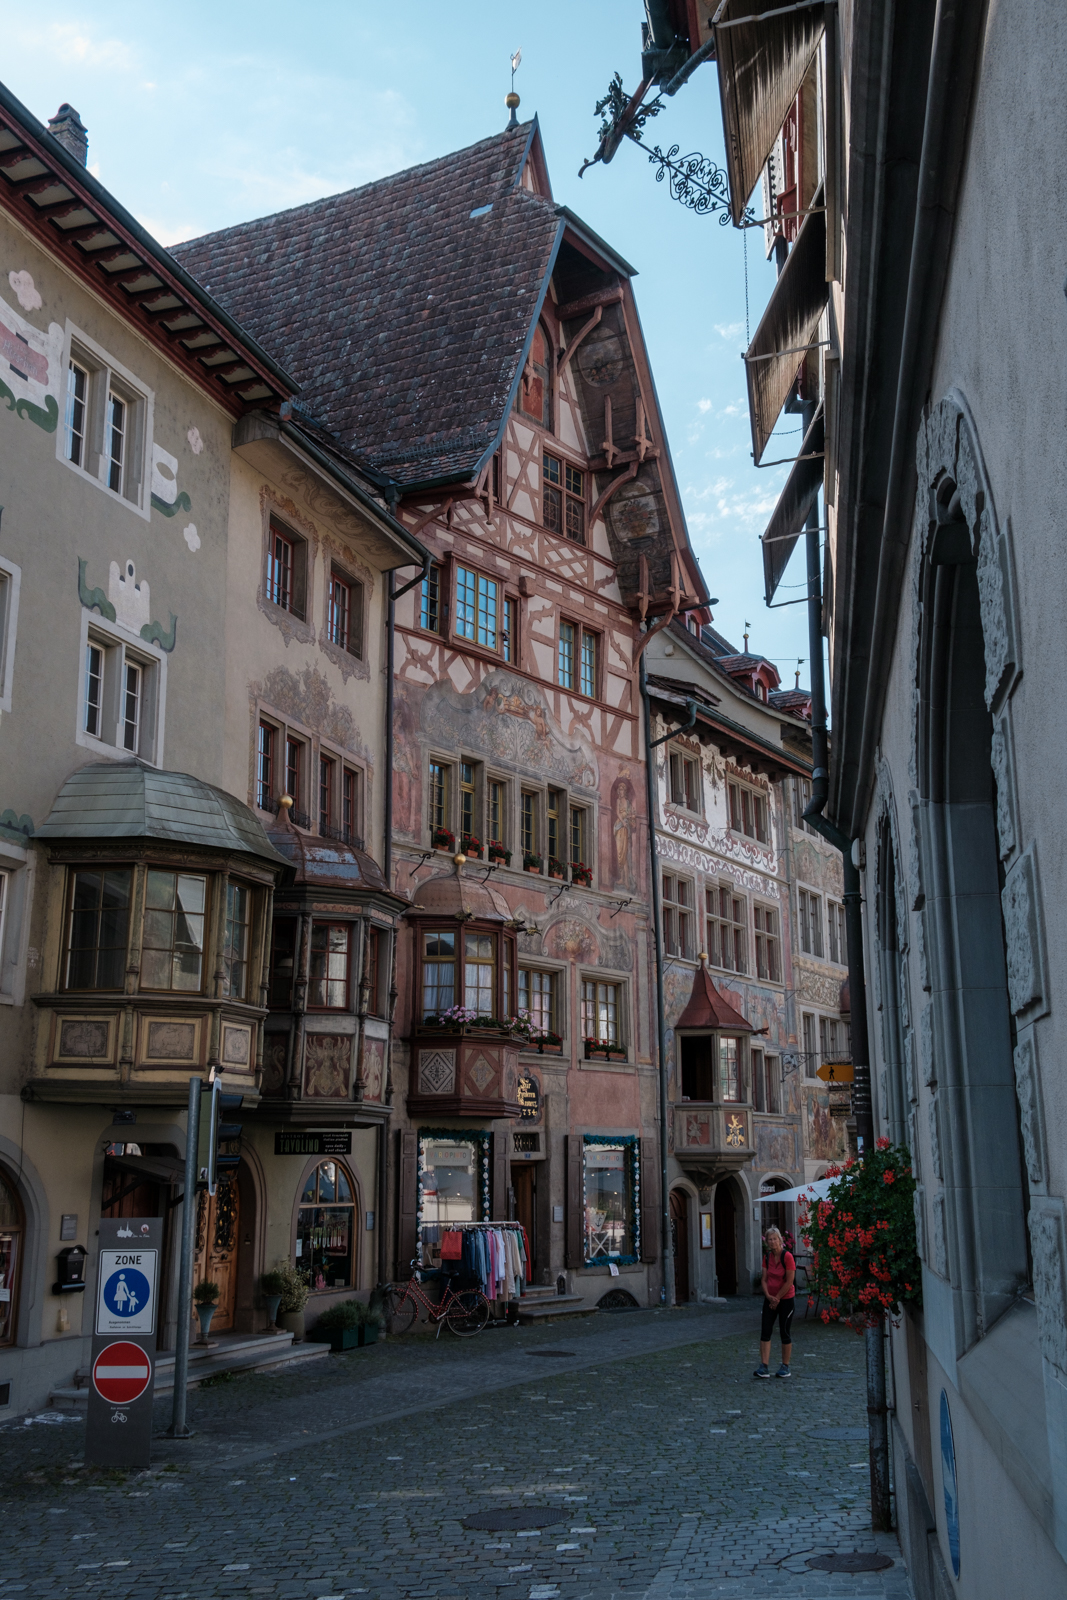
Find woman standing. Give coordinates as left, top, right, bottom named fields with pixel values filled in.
left=754, top=1225, right=795, bottom=1378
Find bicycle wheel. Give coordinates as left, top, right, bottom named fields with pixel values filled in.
left=384, top=1285, right=418, bottom=1335
left=446, top=1291, right=491, bottom=1337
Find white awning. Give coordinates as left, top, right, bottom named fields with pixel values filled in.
left=755, top=1177, right=835, bottom=1206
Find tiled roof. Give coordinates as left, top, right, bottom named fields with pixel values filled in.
left=171, top=124, right=561, bottom=487
left=769, top=688, right=812, bottom=719
left=674, top=962, right=754, bottom=1033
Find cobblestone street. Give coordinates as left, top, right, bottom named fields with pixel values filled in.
left=0, top=1304, right=912, bottom=1600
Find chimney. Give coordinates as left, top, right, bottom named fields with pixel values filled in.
left=47, top=104, right=88, bottom=166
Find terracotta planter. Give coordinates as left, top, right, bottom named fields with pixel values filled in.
left=549, top=872, right=563, bottom=880
left=526, top=866, right=541, bottom=874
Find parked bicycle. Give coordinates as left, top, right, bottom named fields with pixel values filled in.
left=381, top=1261, right=491, bottom=1338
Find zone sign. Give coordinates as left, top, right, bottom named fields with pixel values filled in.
left=96, top=1249, right=158, bottom=1336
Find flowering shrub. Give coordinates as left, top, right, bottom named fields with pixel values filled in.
left=431, top=826, right=455, bottom=850
left=802, top=1137, right=920, bottom=1325
left=571, top=861, right=593, bottom=886
left=461, top=833, right=482, bottom=856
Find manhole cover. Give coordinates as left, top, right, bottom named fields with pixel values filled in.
left=528, top=1350, right=577, bottom=1358
left=810, top=1427, right=867, bottom=1441
left=807, top=1552, right=893, bottom=1573
left=463, top=1508, right=568, bottom=1531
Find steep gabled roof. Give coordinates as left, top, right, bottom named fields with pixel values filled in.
left=675, top=961, right=754, bottom=1033
left=172, top=123, right=562, bottom=487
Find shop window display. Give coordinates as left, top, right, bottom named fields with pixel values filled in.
left=419, top=1138, right=480, bottom=1226
left=296, top=1160, right=356, bottom=1290
left=582, top=1137, right=638, bottom=1265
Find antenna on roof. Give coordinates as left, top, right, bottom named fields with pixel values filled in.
left=506, top=48, right=522, bottom=128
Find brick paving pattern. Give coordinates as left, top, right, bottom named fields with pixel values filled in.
left=0, top=1304, right=913, bottom=1600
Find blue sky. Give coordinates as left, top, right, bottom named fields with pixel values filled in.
left=6, top=1, right=815, bottom=685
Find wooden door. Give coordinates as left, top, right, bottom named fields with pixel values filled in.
left=670, top=1189, right=690, bottom=1303
left=714, top=1182, right=737, bottom=1295
left=195, top=1176, right=240, bottom=1333
left=511, top=1164, right=536, bottom=1277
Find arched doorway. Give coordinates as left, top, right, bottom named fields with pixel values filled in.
left=758, top=1177, right=795, bottom=1254
left=0, top=1166, right=24, bottom=1348
left=714, top=1180, right=738, bottom=1295
left=670, top=1189, right=691, bottom=1303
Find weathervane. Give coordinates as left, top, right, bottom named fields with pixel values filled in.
left=506, top=48, right=522, bottom=128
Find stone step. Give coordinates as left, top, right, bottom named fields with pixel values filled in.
left=49, top=1332, right=329, bottom=1409
left=515, top=1294, right=594, bottom=1325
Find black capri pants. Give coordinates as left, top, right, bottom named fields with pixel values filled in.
left=761, top=1296, right=795, bottom=1345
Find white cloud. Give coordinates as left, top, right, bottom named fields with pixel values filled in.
left=697, top=398, right=712, bottom=413
left=713, top=321, right=746, bottom=342
left=13, top=22, right=140, bottom=73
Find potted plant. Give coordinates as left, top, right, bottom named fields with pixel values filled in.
left=523, top=850, right=543, bottom=874
left=571, top=861, right=593, bottom=887
left=261, top=1269, right=288, bottom=1331
left=533, top=1029, right=564, bottom=1054
left=309, top=1297, right=384, bottom=1352
left=431, top=826, right=455, bottom=851
left=461, top=832, right=483, bottom=858
left=273, top=1262, right=310, bottom=1341
left=193, top=1279, right=219, bottom=1344
left=487, top=841, right=512, bottom=865
left=547, top=857, right=564, bottom=879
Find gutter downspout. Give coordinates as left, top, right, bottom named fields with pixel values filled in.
left=799, top=402, right=886, bottom=1531
left=640, top=660, right=696, bottom=1306
left=384, top=554, right=432, bottom=887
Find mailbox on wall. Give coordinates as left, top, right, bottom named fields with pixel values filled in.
left=53, top=1244, right=88, bottom=1294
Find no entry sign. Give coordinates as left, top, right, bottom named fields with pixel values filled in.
left=92, top=1342, right=152, bottom=1404
left=86, top=1218, right=162, bottom=1470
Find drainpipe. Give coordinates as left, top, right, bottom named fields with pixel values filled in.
left=799, top=402, right=887, bottom=1531
left=639, top=657, right=696, bottom=1307
left=384, top=556, right=431, bottom=885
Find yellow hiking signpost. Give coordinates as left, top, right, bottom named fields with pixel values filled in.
left=817, top=1060, right=854, bottom=1083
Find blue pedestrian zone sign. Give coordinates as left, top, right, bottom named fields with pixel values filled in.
left=96, top=1250, right=157, bottom=1336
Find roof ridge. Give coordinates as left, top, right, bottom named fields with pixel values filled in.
left=175, top=121, right=537, bottom=252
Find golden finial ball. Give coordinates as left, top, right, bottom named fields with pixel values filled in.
left=454, top=852, right=467, bottom=866
left=279, top=794, right=294, bottom=810
left=505, top=91, right=520, bottom=109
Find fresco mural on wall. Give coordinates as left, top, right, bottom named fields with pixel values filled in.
left=610, top=775, right=638, bottom=890
left=806, top=1087, right=847, bottom=1162
left=0, top=273, right=61, bottom=432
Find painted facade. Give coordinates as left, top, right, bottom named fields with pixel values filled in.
left=0, top=86, right=428, bottom=1416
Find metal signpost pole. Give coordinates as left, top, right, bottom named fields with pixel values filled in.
left=168, top=1076, right=200, bottom=1439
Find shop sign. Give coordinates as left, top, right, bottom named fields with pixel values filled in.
left=517, top=1072, right=541, bottom=1121
left=274, top=1130, right=352, bottom=1157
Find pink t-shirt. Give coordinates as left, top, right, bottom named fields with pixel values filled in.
left=764, top=1250, right=795, bottom=1300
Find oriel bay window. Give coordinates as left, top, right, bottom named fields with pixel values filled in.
left=269, top=917, right=297, bottom=1008
left=582, top=1137, right=638, bottom=1263
left=296, top=1160, right=356, bottom=1290
left=420, top=926, right=515, bottom=1023
left=66, top=868, right=132, bottom=989
left=309, top=923, right=350, bottom=1009
left=142, top=871, right=207, bottom=992
left=222, top=883, right=249, bottom=1000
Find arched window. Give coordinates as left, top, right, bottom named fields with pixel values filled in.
left=516, top=322, right=552, bottom=430
left=0, top=1167, right=23, bottom=1347
left=296, top=1161, right=357, bottom=1291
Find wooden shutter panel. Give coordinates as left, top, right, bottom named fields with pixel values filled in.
left=398, top=1130, right=418, bottom=1276
left=640, top=1136, right=659, bottom=1264
left=564, top=1134, right=583, bottom=1269
left=491, top=1131, right=509, bottom=1220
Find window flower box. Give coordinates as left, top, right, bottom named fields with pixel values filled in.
left=523, top=851, right=543, bottom=873
left=461, top=833, right=483, bottom=858
left=584, top=1037, right=627, bottom=1061
left=432, top=827, right=455, bottom=851
left=571, top=862, right=593, bottom=887
left=547, top=857, right=565, bottom=879
left=487, top=841, right=512, bottom=865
